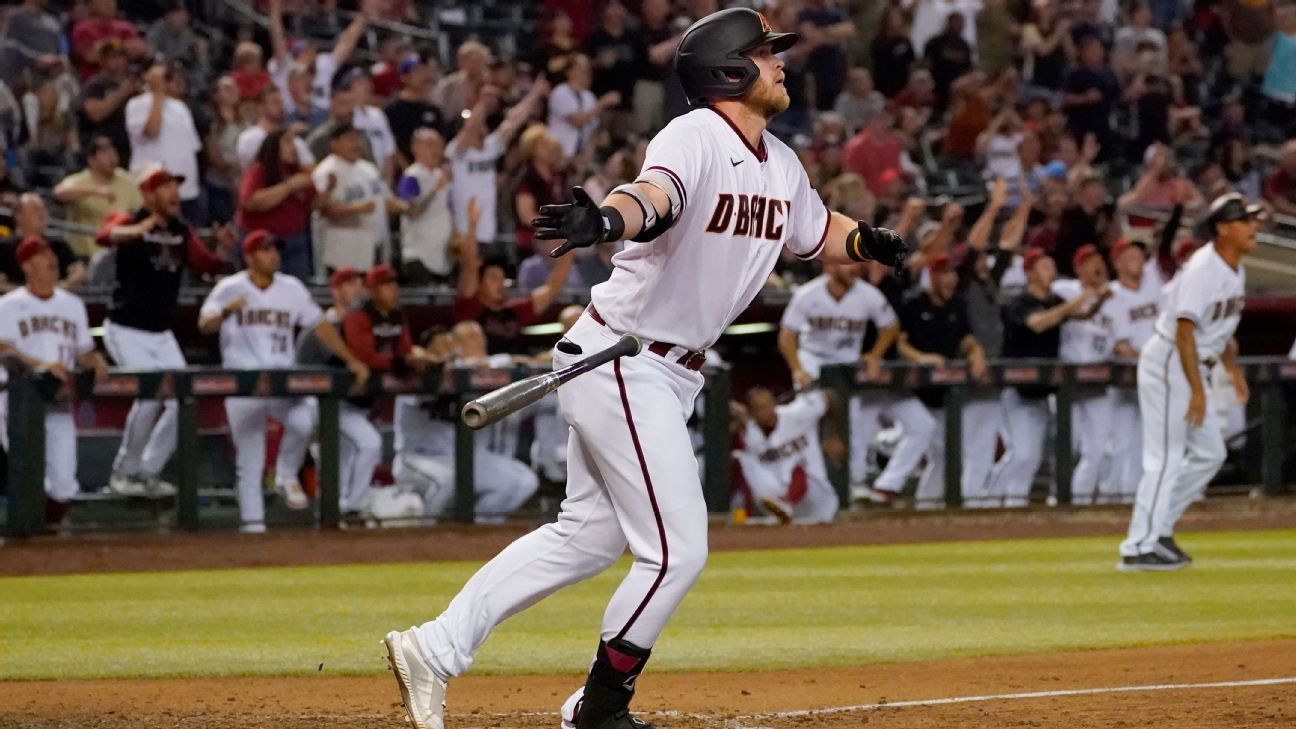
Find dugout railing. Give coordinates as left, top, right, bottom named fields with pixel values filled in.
left=4, top=357, right=1293, bottom=537
left=1, top=362, right=734, bottom=537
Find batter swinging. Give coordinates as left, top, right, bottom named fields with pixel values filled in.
left=381, top=9, right=907, bottom=728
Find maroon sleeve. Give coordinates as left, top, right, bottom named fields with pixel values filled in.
left=343, top=309, right=394, bottom=370
left=185, top=229, right=226, bottom=275
left=95, top=211, right=135, bottom=249
left=510, top=296, right=537, bottom=327
left=396, top=325, right=413, bottom=359
left=452, top=294, right=483, bottom=322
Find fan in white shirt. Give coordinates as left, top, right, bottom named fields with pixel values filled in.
left=546, top=54, right=620, bottom=158
left=398, top=129, right=456, bottom=280
left=312, top=124, right=407, bottom=271
left=125, top=64, right=201, bottom=202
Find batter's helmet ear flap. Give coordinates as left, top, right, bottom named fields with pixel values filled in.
left=675, top=7, right=799, bottom=107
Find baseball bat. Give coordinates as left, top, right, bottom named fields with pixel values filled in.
left=461, top=334, right=643, bottom=430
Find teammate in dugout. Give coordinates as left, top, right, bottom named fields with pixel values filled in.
left=97, top=164, right=237, bottom=499
left=1118, top=193, right=1258, bottom=571
left=198, top=231, right=370, bottom=533
left=0, top=238, right=109, bottom=527
left=731, top=386, right=839, bottom=524
left=381, top=9, right=908, bottom=729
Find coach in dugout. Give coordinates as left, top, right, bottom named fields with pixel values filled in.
left=97, top=164, right=236, bottom=499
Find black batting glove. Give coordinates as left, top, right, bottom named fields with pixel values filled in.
left=850, top=221, right=909, bottom=268
left=533, top=187, right=608, bottom=258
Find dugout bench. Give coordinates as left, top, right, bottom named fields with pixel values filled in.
left=818, top=357, right=1294, bottom=508
left=3, top=362, right=734, bottom=537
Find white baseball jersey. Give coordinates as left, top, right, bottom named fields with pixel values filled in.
left=591, top=108, right=831, bottom=352
left=448, top=132, right=504, bottom=244
left=312, top=155, right=390, bottom=270
left=354, top=105, right=397, bottom=168
left=1052, top=279, right=1115, bottom=363
left=400, top=162, right=454, bottom=275
left=199, top=272, right=324, bottom=368
left=781, top=276, right=895, bottom=378
left=740, top=390, right=830, bottom=487
left=0, top=287, right=93, bottom=369
left=1153, top=244, right=1245, bottom=361
left=1107, top=277, right=1164, bottom=354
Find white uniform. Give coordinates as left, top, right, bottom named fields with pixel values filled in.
left=0, top=287, right=93, bottom=501
left=447, top=132, right=504, bottom=245
left=392, top=390, right=539, bottom=521
left=311, top=155, right=390, bottom=270
left=779, top=275, right=934, bottom=493
left=732, top=390, right=838, bottom=523
left=412, top=107, right=831, bottom=688
left=1105, top=275, right=1165, bottom=502
left=1052, top=278, right=1117, bottom=505
left=399, top=162, right=454, bottom=276
left=200, top=273, right=323, bottom=527
left=1120, top=244, right=1243, bottom=557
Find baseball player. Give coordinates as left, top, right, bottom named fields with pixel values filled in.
left=990, top=248, right=1098, bottom=507
left=97, top=165, right=236, bottom=499
left=341, top=265, right=439, bottom=514
left=0, top=238, right=109, bottom=526
left=381, top=9, right=908, bottom=729
left=1052, top=244, right=1116, bottom=505
left=393, top=321, right=540, bottom=522
left=731, top=387, right=838, bottom=524
left=1118, top=194, right=1257, bottom=571
left=198, top=231, right=369, bottom=533
left=778, top=262, right=934, bottom=501
left=1104, top=238, right=1165, bottom=502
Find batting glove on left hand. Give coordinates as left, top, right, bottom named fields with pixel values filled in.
left=855, top=221, right=909, bottom=268
left=533, top=186, right=608, bottom=258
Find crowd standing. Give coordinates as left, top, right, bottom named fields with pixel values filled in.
left=0, top=0, right=1292, bottom=527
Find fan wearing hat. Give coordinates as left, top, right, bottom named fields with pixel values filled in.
left=1051, top=244, right=1117, bottom=505
left=994, top=248, right=1103, bottom=507
left=1118, top=192, right=1258, bottom=571
left=895, top=253, right=992, bottom=507
left=1104, top=238, right=1167, bottom=504
left=311, top=121, right=407, bottom=272
left=94, top=163, right=236, bottom=499
left=0, top=236, right=109, bottom=528
left=197, top=231, right=370, bottom=531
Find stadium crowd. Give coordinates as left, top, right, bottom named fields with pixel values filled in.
left=1, top=0, right=1295, bottom=528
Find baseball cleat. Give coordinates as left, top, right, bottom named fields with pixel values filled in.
left=582, top=708, right=656, bottom=728
left=1117, top=552, right=1188, bottom=572
left=857, top=486, right=900, bottom=505
left=145, top=477, right=178, bottom=498
left=276, top=481, right=310, bottom=510
left=1156, top=536, right=1193, bottom=564
left=107, top=473, right=149, bottom=497
left=383, top=628, right=447, bottom=729
left=239, top=521, right=266, bottom=535
left=759, top=495, right=793, bottom=525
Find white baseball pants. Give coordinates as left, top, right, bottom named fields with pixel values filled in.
left=1105, top=387, right=1143, bottom=503
left=732, top=451, right=838, bottom=523
left=103, top=321, right=184, bottom=479
left=915, top=396, right=1001, bottom=508
left=849, top=392, right=936, bottom=491
left=412, top=314, right=708, bottom=678
left=1120, top=336, right=1226, bottom=557
left=337, top=402, right=382, bottom=512
left=223, top=396, right=315, bottom=525
left=988, top=388, right=1052, bottom=507
left=1070, top=386, right=1115, bottom=505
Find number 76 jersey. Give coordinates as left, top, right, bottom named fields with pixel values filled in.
left=199, top=271, right=325, bottom=368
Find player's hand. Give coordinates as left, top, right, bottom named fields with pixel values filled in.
left=223, top=297, right=246, bottom=318
left=860, top=353, right=883, bottom=382
left=44, top=362, right=70, bottom=383
left=791, top=367, right=814, bottom=390
left=1185, top=388, right=1206, bottom=427
left=346, top=359, right=371, bottom=394
left=90, top=354, right=110, bottom=382
left=921, top=353, right=946, bottom=368
left=536, top=186, right=606, bottom=258
left=969, top=355, right=989, bottom=382
left=854, top=221, right=909, bottom=268
left=1230, top=369, right=1250, bottom=405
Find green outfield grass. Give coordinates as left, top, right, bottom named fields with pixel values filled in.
left=2, top=530, right=1294, bottom=680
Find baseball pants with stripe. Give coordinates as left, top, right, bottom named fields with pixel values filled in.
left=412, top=314, right=707, bottom=678
left=849, top=392, right=936, bottom=492
left=224, top=396, right=315, bottom=525
left=1070, top=385, right=1116, bottom=505
left=1120, top=336, right=1226, bottom=557
left=103, top=321, right=184, bottom=479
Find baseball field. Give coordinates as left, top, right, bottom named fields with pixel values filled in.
left=3, top=500, right=1295, bottom=728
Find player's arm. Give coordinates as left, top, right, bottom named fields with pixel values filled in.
left=1112, top=338, right=1138, bottom=359
left=75, top=348, right=110, bottom=381
left=817, top=211, right=908, bottom=268
left=0, top=341, right=57, bottom=373
left=312, top=318, right=371, bottom=386
left=184, top=228, right=233, bottom=275
left=862, top=322, right=899, bottom=381
left=98, top=211, right=157, bottom=246
left=896, top=332, right=944, bottom=367
left=1174, top=317, right=1208, bottom=426
left=197, top=288, right=244, bottom=335
left=777, top=327, right=813, bottom=389
left=533, top=180, right=674, bottom=258
left=1221, top=336, right=1248, bottom=405
left=342, top=310, right=395, bottom=370
left=1025, top=296, right=1087, bottom=333
left=960, top=333, right=989, bottom=380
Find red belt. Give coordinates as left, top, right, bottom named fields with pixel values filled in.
left=587, top=305, right=706, bottom=372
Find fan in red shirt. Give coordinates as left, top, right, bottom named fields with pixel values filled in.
left=71, top=0, right=145, bottom=80
left=843, top=109, right=906, bottom=195
left=451, top=215, right=573, bottom=355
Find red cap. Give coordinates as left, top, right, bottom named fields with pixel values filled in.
left=927, top=252, right=952, bottom=272
left=1071, top=243, right=1100, bottom=271
left=1023, top=246, right=1050, bottom=271
left=1110, top=238, right=1146, bottom=262
left=329, top=267, right=360, bottom=288
left=241, top=229, right=276, bottom=256
left=364, top=264, right=398, bottom=288
left=136, top=164, right=185, bottom=192
left=15, top=237, right=50, bottom=266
